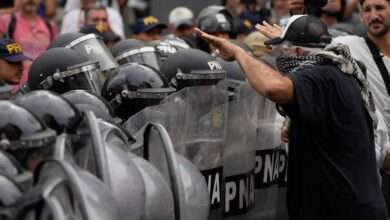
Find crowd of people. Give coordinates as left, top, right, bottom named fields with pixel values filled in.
left=1, top=0, right=390, bottom=219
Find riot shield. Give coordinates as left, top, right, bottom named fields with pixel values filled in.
left=233, top=82, right=286, bottom=220
left=36, top=159, right=120, bottom=220
left=177, top=154, right=210, bottom=220
left=123, top=103, right=167, bottom=154
left=98, top=119, right=135, bottom=152
left=143, top=123, right=187, bottom=220
left=0, top=150, right=33, bottom=192
left=161, top=82, right=228, bottom=220
left=221, top=82, right=257, bottom=219
left=84, top=110, right=146, bottom=220
left=143, top=122, right=211, bottom=220
left=128, top=152, right=175, bottom=220
left=0, top=175, right=23, bottom=207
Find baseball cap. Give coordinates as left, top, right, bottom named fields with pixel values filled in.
left=168, top=7, right=194, bottom=30
left=0, top=38, right=31, bottom=62
left=79, top=24, right=120, bottom=43
left=132, top=16, right=167, bottom=34
left=264, top=15, right=332, bottom=48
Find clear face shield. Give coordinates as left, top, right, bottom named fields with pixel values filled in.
left=171, top=70, right=227, bottom=89
left=39, top=61, right=103, bottom=95
left=115, top=46, right=162, bottom=70
left=65, top=34, right=119, bottom=78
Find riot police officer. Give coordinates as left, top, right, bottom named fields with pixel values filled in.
left=103, top=63, right=175, bottom=120
left=160, top=48, right=227, bottom=91
left=27, top=48, right=103, bottom=95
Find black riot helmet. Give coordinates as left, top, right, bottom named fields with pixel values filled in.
left=150, top=35, right=191, bottom=63
left=27, top=48, right=103, bottom=95
left=110, top=39, right=162, bottom=70
left=216, top=57, right=246, bottom=101
left=49, top=33, right=119, bottom=77
left=0, top=77, right=12, bottom=100
left=0, top=101, right=57, bottom=171
left=149, top=40, right=178, bottom=63
left=104, top=63, right=176, bottom=120
left=62, top=90, right=119, bottom=123
left=14, top=91, right=83, bottom=135
left=198, top=13, right=234, bottom=35
left=47, top=32, right=86, bottom=49
left=197, top=5, right=233, bottom=26
left=160, top=48, right=227, bottom=90
left=162, top=34, right=191, bottom=50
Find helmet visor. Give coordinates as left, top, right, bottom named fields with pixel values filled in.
left=116, top=47, right=162, bottom=70
left=65, top=61, right=103, bottom=95
left=66, top=34, right=118, bottom=73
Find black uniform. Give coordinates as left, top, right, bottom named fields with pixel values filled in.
left=282, top=65, right=387, bottom=220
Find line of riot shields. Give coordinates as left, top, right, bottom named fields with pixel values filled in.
left=0, top=29, right=290, bottom=219
left=124, top=79, right=290, bottom=220
left=0, top=81, right=289, bottom=220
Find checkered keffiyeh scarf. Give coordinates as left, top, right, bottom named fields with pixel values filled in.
left=277, top=43, right=378, bottom=129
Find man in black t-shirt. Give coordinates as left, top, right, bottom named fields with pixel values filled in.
left=195, top=15, right=387, bottom=220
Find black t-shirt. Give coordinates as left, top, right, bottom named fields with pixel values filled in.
left=281, top=65, right=387, bottom=220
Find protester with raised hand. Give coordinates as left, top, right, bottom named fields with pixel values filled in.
left=195, top=14, right=386, bottom=220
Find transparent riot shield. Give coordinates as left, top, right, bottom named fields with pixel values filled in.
left=161, top=81, right=228, bottom=220
left=143, top=122, right=210, bottom=220
left=128, top=152, right=176, bottom=220
left=83, top=110, right=146, bottom=220
left=233, top=83, right=285, bottom=220
left=36, top=159, right=120, bottom=220
left=122, top=103, right=167, bottom=154
left=221, top=82, right=257, bottom=219
left=143, top=123, right=187, bottom=220
left=0, top=174, right=22, bottom=207
left=97, top=119, right=135, bottom=152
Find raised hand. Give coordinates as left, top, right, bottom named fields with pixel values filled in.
left=255, top=21, right=283, bottom=40
left=194, top=28, right=243, bottom=62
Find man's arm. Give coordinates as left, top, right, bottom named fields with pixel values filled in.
left=194, top=28, right=294, bottom=104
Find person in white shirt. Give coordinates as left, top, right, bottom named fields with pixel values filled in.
left=64, top=0, right=120, bottom=12
left=60, top=1, right=125, bottom=38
